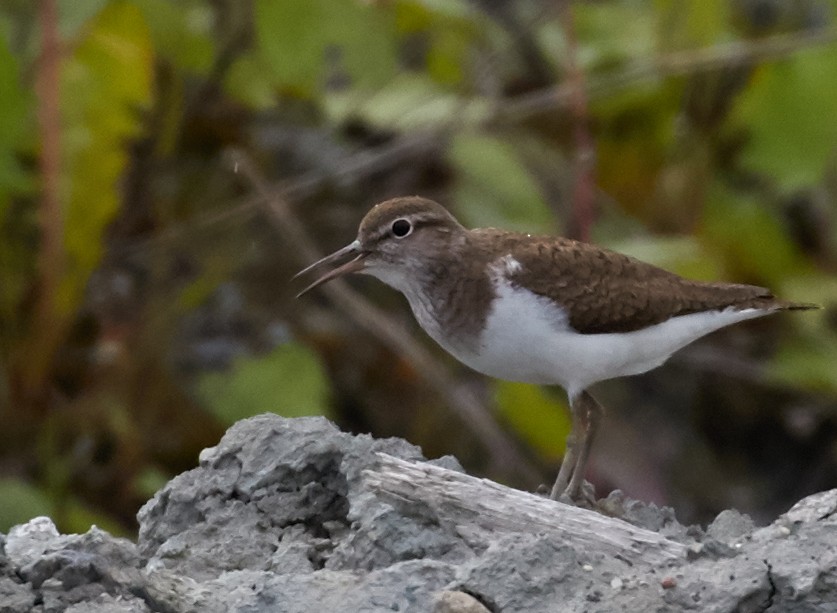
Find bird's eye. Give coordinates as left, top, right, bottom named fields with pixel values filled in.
left=391, top=219, right=412, bottom=238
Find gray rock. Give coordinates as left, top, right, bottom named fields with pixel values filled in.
left=64, top=593, right=151, bottom=613
left=707, top=508, right=756, bottom=542
left=2, top=414, right=836, bottom=612
left=0, top=576, right=36, bottom=613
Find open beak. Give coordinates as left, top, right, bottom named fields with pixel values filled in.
left=293, top=240, right=367, bottom=297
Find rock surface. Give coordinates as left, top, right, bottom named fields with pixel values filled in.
left=1, top=414, right=835, bottom=612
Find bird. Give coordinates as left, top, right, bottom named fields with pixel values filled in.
left=294, top=196, right=818, bottom=500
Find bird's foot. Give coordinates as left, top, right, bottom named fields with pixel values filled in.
left=544, top=479, right=597, bottom=507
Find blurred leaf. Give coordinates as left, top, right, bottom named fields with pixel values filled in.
left=685, top=0, right=730, bottom=42
left=425, top=28, right=468, bottom=85
left=62, top=500, right=126, bottom=537
left=395, top=0, right=481, bottom=86
left=60, top=0, right=153, bottom=311
left=0, top=478, right=125, bottom=536
left=654, top=0, right=730, bottom=50
left=134, top=0, right=214, bottom=72
left=178, top=276, right=221, bottom=311
left=0, top=479, right=52, bottom=532
left=768, top=273, right=837, bottom=392
left=494, top=381, right=571, bottom=460
left=255, top=0, right=398, bottom=94
left=56, top=0, right=110, bottom=39
left=594, top=84, right=677, bottom=217
left=575, top=1, right=658, bottom=66
left=0, top=35, right=33, bottom=199
left=778, top=272, right=837, bottom=320
left=449, top=133, right=552, bottom=232
left=0, top=33, right=33, bottom=340
left=770, top=335, right=837, bottom=394
left=324, top=73, right=489, bottom=130
left=397, top=0, right=476, bottom=21
left=225, top=53, right=278, bottom=109
left=731, top=46, right=837, bottom=187
left=134, top=466, right=171, bottom=500
left=196, top=343, right=332, bottom=425
left=606, top=234, right=726, bottom=282
left=701, top=183, right=810, bottom=286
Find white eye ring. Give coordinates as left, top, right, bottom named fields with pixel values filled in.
left=391, top=218, right=412, bottom=238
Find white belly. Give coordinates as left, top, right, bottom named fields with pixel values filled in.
left=438, top=279, right=771, bottom=399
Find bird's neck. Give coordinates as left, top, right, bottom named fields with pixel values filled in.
left=394, top=232, right=503, bottom=353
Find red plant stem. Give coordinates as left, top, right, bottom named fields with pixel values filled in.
left=27, top=0, right=63, bottom=401
left=558, top=0, right=596, bottom=242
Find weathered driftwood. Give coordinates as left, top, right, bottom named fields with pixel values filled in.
left=363, top=453, right=686, bottom=565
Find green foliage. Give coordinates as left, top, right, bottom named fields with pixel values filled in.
left=702, top=184, right=810, bottom=286
left=593, top=84, right=678, bottom=216
left=225, top=53, right=278, bottom=109
left=654, top=0, right=730, bottom=50
left=61, top=499, right=127, bottom=537
left=494, top=381, right=571, bottom=461
left=323, top=73, right=491, bottom=133
left=0, top=478, right=125, bottom=536
left=730, top=46, right=837, bottom=187
left=0, top=37, right=32, bottom=198
left=0, top=479, right=52, bottom=532
left=395, top=0, right=482, bottom=86
left=771, top=336, right=837, bottom=394
left=769, top=273, right=837, bottom=393
left=607, top=234, right=726, bottom=282
left=133, top=0, right=215, bottom=72
left=134, top=466, right=171, bottom=500
left=60, top=1, right=153, bottom=312
left=575, top=0, right=658, bottom=65
left=0, top=36, right=34, bottom=343
left=255, top=0, right=398, bottom=94
left=196, top=343, right=332, bottom=426
left=57, top=0, right=110, bottom=39
left=450, top=133, right=552, bottom=232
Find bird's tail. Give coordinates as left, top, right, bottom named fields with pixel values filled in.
left=778, top=301, right=821, bottom=311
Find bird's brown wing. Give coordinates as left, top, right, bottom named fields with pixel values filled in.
left=501, top=234, right=786, bottom=334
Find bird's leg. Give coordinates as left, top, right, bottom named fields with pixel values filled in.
left=549, top=393, right=584, bottom=500
left=566, top=390, right=604, bottom=499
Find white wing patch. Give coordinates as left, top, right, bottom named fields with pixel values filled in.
left=493, top=254, right=523, bottom=275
